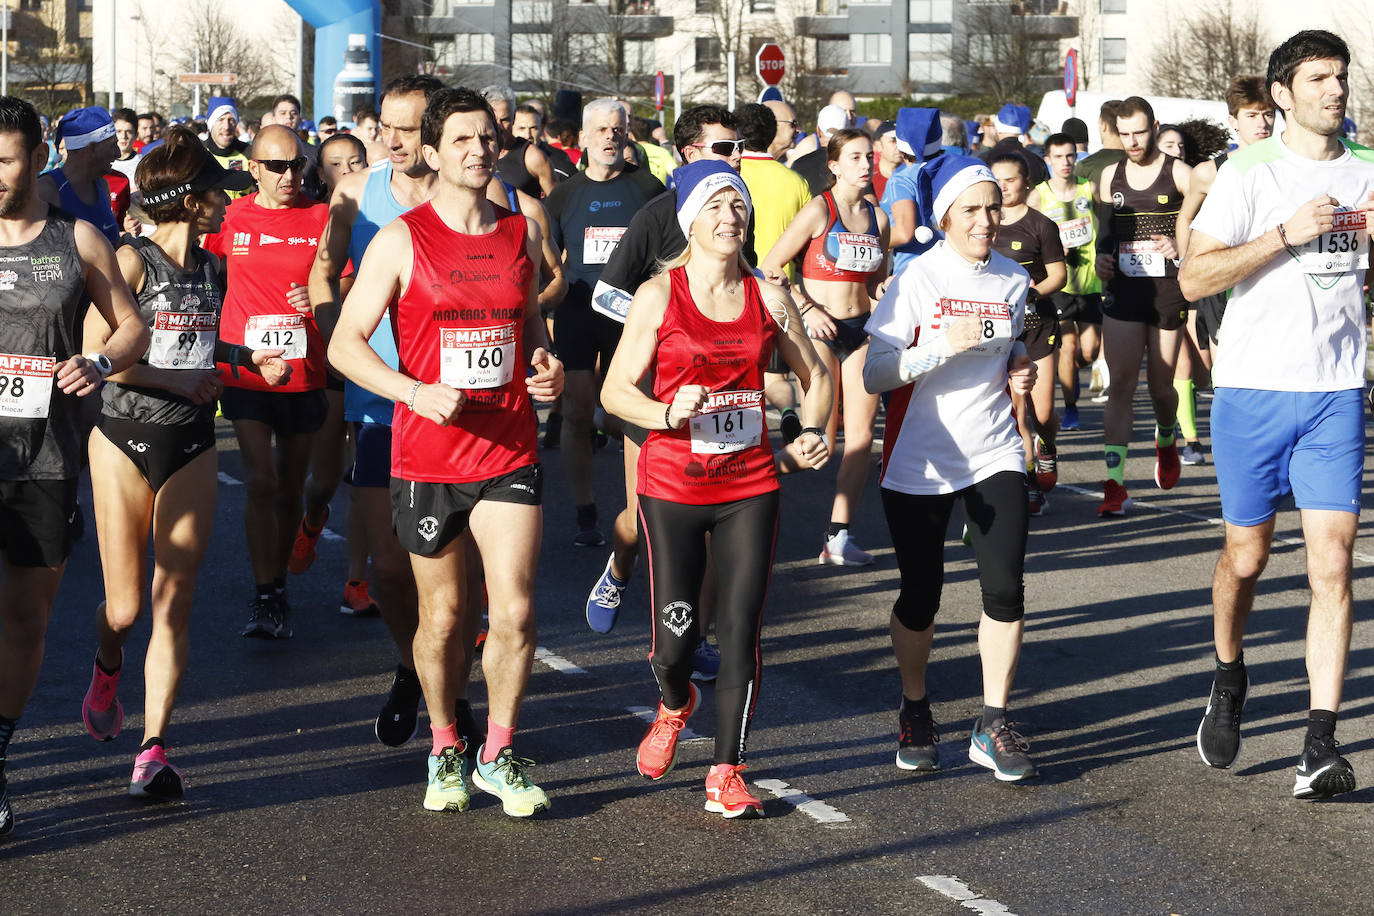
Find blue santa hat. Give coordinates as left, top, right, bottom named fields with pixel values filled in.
left=895, top=107, right=943, bottom=161
left=992, top=103, right=1031, bottom=137
left=55, top=107, right=115, bottom=151
left=674, top=159, right=751, bottom=237
left=206, top=96, right=238, bottom=127
left=914, top=154, right=997, bottom=241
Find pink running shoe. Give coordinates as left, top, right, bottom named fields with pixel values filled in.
left=82, top=650, right=123, bottom=742
left=130, top=745, right=185, bottom=800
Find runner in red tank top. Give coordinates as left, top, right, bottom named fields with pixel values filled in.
left=601, top=160, right=833, bottom=819
left=329, top=88, right=563, bottom=819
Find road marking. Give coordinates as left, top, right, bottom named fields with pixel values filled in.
left=1058, top=483, right=1374, bottom=564
left=625, top=705, right=709, bottom=742
left=217, top=471, right=242, bottom=486
left=916, top=875, right=1017, bottom=914
left=533, top=646, right=588, bottom=676
left=319, top=527, right=345, bottom=543
left=754, top=778, right=851, bottom=825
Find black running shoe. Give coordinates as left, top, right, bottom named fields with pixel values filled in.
left=375, top=665, right=423, bottom=747
left=1293, top=733, right=1356, bottom=800
left=896, top=703, right=940, bottom=772
left=0, top=764, right=12, bottom=837
left=272, top=592, right=293, bottom=639
left=240, top=596, right=278, bottom=639
left=1196, top=667, right=1248, bottom=768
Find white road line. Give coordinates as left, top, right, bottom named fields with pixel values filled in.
left=319, top=527, right=345, bottom=543
left=217, top=471, right=242, bottom=486
left=625, top=706, right=709, bottom=742
left=533, top=646, right=588, bottom=676
left=754, top=778, right=851, bottom=825
left=1058, top=482, right=1374, bottom=564
left=916, top=876, right=1017, bottom=915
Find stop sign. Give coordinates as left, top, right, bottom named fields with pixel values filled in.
left=755, top=43, right=785, bottom=86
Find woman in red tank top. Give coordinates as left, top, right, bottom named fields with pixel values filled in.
left=762, top=129, right=890, bottom=568
left=601, top=161, right=833, bottom=819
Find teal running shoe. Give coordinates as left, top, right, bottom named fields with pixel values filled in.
left=472, top=745, right=550, bottom=817
left=423, top=745, right=471, bottom=812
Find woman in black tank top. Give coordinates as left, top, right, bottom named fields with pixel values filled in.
left=80, top=129, right=286, bottom=800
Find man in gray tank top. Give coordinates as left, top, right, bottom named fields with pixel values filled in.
left=0, top=96, right=149, bottom=838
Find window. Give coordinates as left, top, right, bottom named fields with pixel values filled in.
left=512, top=34, right=547, bottom=82
left=512, top=0, right=546, bottom=23
left=849, top=0, right=885, bottom=6
left=696, top=0, right=719, bottom=11
left=622, top=38, right=655, bottom=73
left=1101, top=0, right=1127, bottom=12
left=907, top=32, right=951, bottom=83
left=695, top=36, right=722, bottom=71
left=435, top=34, right=494, bottom=67
left=749, top=0, right=775, bottom=11
left=849, top=33, right=891, bottom=65
left=815, top=0, right=847, bottom=15
left=816, top=37, right=848, bottom=73
left=967, top=33, right=996, bottom=66
left=908, top=0, right=952, bottom=20
left=1102, top=36, right=1126, bottom=74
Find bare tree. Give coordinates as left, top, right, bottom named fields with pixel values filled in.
left=508, top=0, right=633, bottom=99
left=169, top=0, right=291, bottom=114
left=1070, top=0, right=1100, bottom=91
left=953, top=2, right=1064, bottom=102
left=1148, top=0, right=1268, bottom=100
left=11, top=1, right=90, bottom=114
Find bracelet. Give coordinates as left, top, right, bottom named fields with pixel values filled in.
left=801, top=426, right=825, bottom=438
left=405, top=380, right=421, bottom=412
left=799, top=303, right=814, bottom=315
left=664, top=403, right=673, bottom=430
left=228, top=344, right=243, bottom=379
left=1277, top=222, right=1294, bottom=250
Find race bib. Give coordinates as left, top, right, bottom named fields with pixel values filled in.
left=1058, top=216, right=1092, bottom=249
left=0, top=353, right=55, bottom=419
left=939, top=298, right=1013, bottom=357
left=246, top=313, right=306, bottom=360
left=1118, top=240, right=1165, bottom=277
left=149, top=311, right=217, bottom=369
left=835, top=232, right=883, bottom=273
left=1299, top=208, right=1369, bottom=274
left=583, top=227, right=626, bottom=265
left=689, top=389, right=764, bottom=454
left=440, top=325, right=516, bottom=390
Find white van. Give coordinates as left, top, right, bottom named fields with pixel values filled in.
left=1036, top=90, right=1244, bottom=153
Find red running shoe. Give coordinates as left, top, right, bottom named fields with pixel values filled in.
left=288, top=508, right=329, bottom=574
left=704, top=763, right=764, bottom=819
left=340, top=579, right=380, bottom=617
left=1098, top=480, right=1132, bottom=517
left=1155, top=441, right=1181, bottom=490
left=1034, top=438, right=1058, bottom=492
left=636, top=683, right=699, bottom=780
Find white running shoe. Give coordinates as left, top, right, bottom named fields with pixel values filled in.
left=819, top=529, right=874, bottom=567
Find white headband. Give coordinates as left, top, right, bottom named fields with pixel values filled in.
left=63, top=122, right=115, bottom=151
left=676, top=170, right=752, bottom=238
left=932, top=163, right=997, bottom=226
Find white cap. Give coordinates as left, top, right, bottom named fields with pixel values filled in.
left=816, top=104, right=849, bottom=136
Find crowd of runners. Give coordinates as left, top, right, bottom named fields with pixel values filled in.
left=0, top=27, right=1368, bottom=835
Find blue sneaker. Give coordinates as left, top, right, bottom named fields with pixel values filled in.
left=968, top=716, right=1037, bottom=782
left=585, top=553, right=627, bottom=634
left=690, top=638, right=720, bottom=682
left=1061, top=405, right=1080, bottom=430
left=423, top=744, right=471, bottom=812
left=472, top=745, right=550, bottom=817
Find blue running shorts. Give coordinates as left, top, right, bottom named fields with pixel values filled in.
left=1211, top=388, right=1364, bottom=527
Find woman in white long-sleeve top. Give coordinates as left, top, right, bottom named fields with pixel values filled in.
left=862, top=154, right=1040, bottom=783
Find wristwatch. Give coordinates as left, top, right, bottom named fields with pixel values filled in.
left=85, top=352, right=113, bottom=377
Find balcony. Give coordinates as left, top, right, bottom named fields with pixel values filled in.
left=964, top=0, right=1077, bottom=36
left=794, top=15, right=852, bottom=37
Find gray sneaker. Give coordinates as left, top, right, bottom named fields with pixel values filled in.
left=896, top=702, right=939, bottom=772
left=1180, top=442, right=1206, bottom=466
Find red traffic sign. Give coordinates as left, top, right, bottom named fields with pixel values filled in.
left=1063, top=49, right=1078, bottom=107
left=654, top=71, right=665, bottom=111
left=755, top=43, right=785, bottom=86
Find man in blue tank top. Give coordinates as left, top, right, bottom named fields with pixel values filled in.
left=37, top=107, right=121, bottom=246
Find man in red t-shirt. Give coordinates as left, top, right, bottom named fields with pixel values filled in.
left=204, top=124, right=328, bottom=640
left=329, top=88, right=563, bottom=818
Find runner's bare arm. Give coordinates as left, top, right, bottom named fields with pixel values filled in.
left=521, top=217, right=563, bottom=402
left=889, top=198, right=917, bottom=248
left=1179, top=194, right=1338, bottom=299
left=1175, top=159, right=1217, bottom=259
left=61, top=220, right=150, bottom=395
left=308, top=169, right=365, bottom=340
left=527, top=144, right=556, bottom=197
left=765, top=279, right=832, bottom=469
left=600, top=272, right=674, bottom=429
left=1037, top=259, right=1067, bottom=299
left=516, top=189, right=566, bottom=310
left=1094, top=164, right=1119, bottom=281
left=868, top=207, right=893, bottom=302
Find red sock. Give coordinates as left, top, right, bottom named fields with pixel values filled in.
left=483, top=719, right=514, bottom=763
left=431, top=722, right=459, bottom=757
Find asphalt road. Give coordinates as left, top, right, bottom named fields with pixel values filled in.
left=2, top=387, right=1373, bottom=915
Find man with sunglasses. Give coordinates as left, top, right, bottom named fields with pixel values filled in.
left=544, top=98, right=663, bottom=549
left=204, top=124, right=330, bottom=640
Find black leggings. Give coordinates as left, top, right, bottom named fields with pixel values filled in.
left=638, top=490, right=780, bottom=765
left=880, top=470, right=1028, bottom=632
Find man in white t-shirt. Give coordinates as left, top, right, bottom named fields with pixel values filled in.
left=1179, top=29, right=1374, bottom=801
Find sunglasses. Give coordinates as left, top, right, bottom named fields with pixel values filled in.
left=318, top=127, right=337, bottom=136
left=254, top=157, right=307, bottom=174
left=691, top=139, right=745, bottom=156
